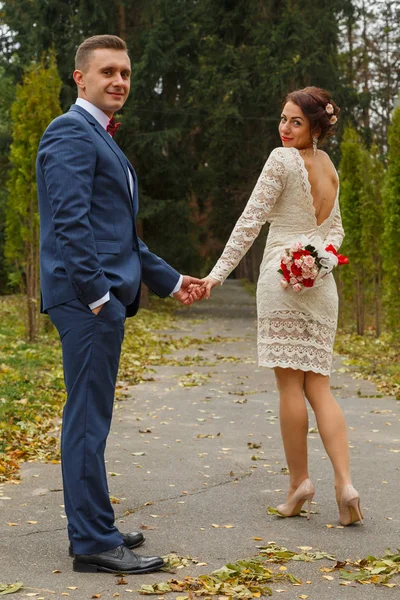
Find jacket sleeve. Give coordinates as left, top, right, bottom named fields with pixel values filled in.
left=138, top=238, right=180, bottom=297
left=38, top=118, right=110, bottom=305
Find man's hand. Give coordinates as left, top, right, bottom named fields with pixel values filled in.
left=91, top=303, right=105, bottom=315
left=200, top=275, right=221, bottom=299
left=173, top=275, right=206, bottom=305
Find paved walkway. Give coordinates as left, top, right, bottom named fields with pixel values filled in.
left=1, top=281, right=399, bottom=599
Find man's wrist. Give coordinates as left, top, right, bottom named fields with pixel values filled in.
left=89, top=291, right=110, bottom=310
left=170, top=275, right=183, bottom=297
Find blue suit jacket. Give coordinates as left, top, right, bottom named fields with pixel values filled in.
left=37, top=105, right=180, bottom=317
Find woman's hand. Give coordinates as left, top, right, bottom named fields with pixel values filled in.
left=200, top=276, right=221, bottom=299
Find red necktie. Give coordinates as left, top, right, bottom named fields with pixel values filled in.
left=106, top=118, right=121, bottom=137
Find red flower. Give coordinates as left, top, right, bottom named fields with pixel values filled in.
left=293, top=249, right=311, bottom=259
left=325, top=244, right=337, bottom=255
left=302, top=278, right=314, bottom=288
left=291, top=263, right=302, bottom=277
left=325, top=243, right=349, bottom=265
left=280, top=263, right=291, bottom=281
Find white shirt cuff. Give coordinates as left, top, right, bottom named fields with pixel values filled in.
left=170, top=275, right=183, bottom=296
left=89, top=292, right=110, bottom=310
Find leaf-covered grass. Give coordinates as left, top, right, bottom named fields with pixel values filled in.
left=0, top=295, right=216, bottom=482
left=139, top=546, right=399, bottom=596
left=334, top=331, right=400, bottom=400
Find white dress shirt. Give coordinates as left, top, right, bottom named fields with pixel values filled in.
left=74, top=98, right=182, bottom=308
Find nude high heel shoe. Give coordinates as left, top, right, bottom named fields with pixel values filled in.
left=337, top=484, right=364, bottom=526
left=276, top=478, right=315, bottom=520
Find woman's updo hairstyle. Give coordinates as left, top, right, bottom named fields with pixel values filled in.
left=283, top=87, right=340, bottom=144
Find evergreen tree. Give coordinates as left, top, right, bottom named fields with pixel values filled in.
left=5, top=54, right=62, bottom=340
left=338, top=127, right=366, bottom=333
left=359, top=144, right=384, bottom=335
left=382, top=106, right=400, bottom=334
left=0, top=67, right=15, bottom=293
left=339, top=126, right=385, bottom=335
left=1, top=0, right=118, bottom=107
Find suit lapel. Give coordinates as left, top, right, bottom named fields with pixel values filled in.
left=93, top=122, right=133, bottom=201
left=69, top=105, right=134, bottom=209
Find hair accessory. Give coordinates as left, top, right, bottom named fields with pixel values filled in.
left=329, top=115, right=338, bottom=125
left=326, top=103, right=334, bottom=115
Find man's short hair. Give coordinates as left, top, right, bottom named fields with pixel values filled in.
left=75, top=35, right=128, bottom=71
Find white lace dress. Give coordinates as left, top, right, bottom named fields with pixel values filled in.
left=209, top=147, right=344, bottom=376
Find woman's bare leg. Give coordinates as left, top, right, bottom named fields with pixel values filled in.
left=275, top=367, right=309, bottom=498
left=304, top=371, right=351, bottom=493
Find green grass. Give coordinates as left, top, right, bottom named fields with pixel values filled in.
left=334, top=331, right=400, bottom=400
left=0, top=295, right=229, bottom=482
left=0, top=295, right=184, bottom=481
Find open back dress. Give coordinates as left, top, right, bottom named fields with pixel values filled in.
left=209, top=147, right=344, bottom=376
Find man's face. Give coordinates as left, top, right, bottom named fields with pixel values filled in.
left=74, top=48, right=131, bottom=117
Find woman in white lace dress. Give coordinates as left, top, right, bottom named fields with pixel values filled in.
left=202, top=87, right=363, bottom=526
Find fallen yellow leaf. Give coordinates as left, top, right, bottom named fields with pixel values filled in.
left=253, top=537, right=263, bottom=541
left=323, top=575, right=334, bottom=581
left=299, top=596, right=308, bottom=599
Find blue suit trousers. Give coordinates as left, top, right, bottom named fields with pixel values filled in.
left=48, top=293, right=126, bottom=555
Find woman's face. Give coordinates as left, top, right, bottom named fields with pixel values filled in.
left=279, top=101, right=313, bottom=150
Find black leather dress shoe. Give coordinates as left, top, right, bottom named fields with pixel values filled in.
left=69, top=531, right=145, bottom=557
left=73, top=543, right=164, bottom=574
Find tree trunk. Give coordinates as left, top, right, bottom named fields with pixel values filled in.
left=374, top=260, right=382, bottom=337
left=355, top=273, right=365, bottom=335
left=26, top=186, right=40, bottom=342
left=117, top=2, right=127, bottom=39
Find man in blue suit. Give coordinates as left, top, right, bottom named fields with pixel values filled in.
left=37, top=34, right=202, bottom=574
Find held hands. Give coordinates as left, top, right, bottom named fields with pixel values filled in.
left=173, top=275, right=207, bottom=305
left=199, top=275, right=220, bottom=299
left=172, top=275, right=221, bottom=305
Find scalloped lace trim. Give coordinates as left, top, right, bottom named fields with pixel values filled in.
left=258, top=310, right=336, bottom=375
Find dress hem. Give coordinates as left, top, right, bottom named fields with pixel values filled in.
left=258, top=360, right=331, bottom=376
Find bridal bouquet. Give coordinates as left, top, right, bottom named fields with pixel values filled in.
left=278, top=237, right=348, bottom=292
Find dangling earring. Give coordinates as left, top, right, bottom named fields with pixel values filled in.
left=312, top=136, right=318, bottom=155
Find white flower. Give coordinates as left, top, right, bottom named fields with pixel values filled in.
left=292, top=283, right=302, bottom=292
left=329, top=115, right=338, bottom=125
left=280, top=278, right=289, bottom=289
left=326, top=103, right=334, bottom=115
left=290, top=277, right=297, bottom=285
left=291, top=242, right=302, bottom=253
left=294, top=258, right=303, bottom=267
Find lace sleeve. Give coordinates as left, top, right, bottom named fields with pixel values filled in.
left=324, top=201, right=345, bottom=250
left=209, top=148, right=287, bottom=283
